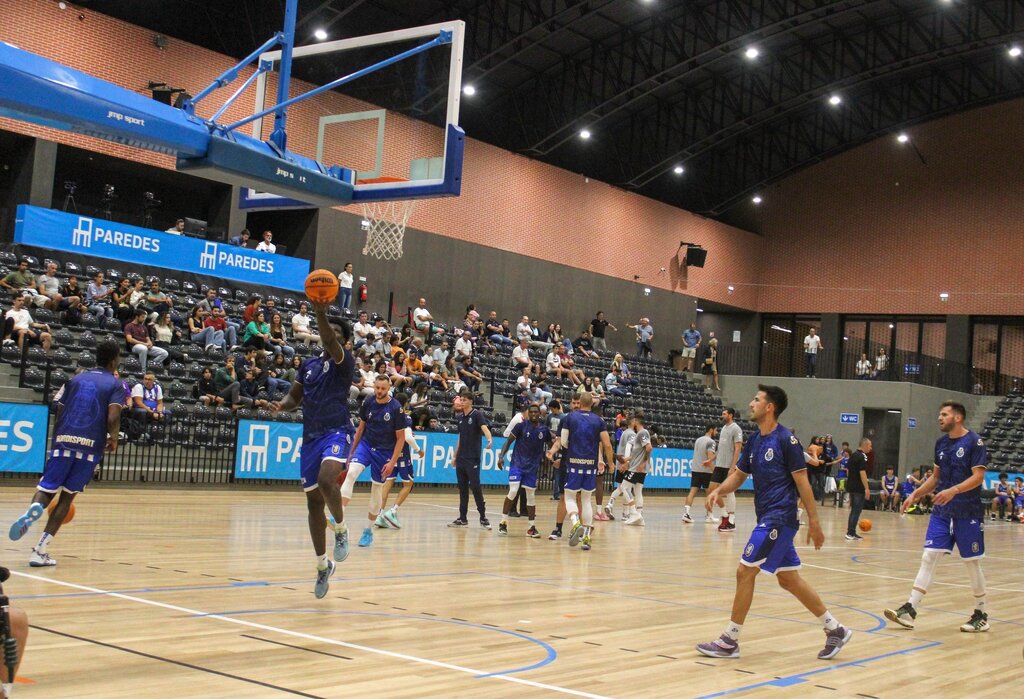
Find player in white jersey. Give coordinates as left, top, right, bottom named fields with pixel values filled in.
left=683, top=425, right=717, bottom=523
left=605, top=414, right=636, bottom=520
left=623, top=414, right=652, bottom=526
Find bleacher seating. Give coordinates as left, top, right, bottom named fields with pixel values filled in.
left=980, top=389, right=1024, bottom=473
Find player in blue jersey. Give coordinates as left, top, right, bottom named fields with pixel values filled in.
left=1013, top=476, right=1024, bottom=522
left=375, top=392, right=424, bottom=530
left=697, top=385, right=851, bottom=661
left=343, top=375, right=406, bottom=548
left=879, top=466, right=899, bottom=512
left=497, top=402, right=552, bottom=538
left=9, top=340, right=127, bottom=567
left=990, top=472, right=1011, bottom=521
left=885, top=401, right=990, bottom=632
left=547, top=392, right=614, bottom=551
left=271, top=304, right=354, bottom=599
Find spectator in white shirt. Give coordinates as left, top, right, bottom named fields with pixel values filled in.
left=256, top=230, right=276, bottom=253
left=454, top=330, right=474, bottom=360
left=605, top=367, right=629, bottom=397
left=131, top=372, right=168, bottom=424
left=3, top=295, right=52, bottom=351
left=349, top=357, right=376, bottom=402
left=516, top=366, right=552, bottom=405
left=290, top=303, right=321, bottom=345
left=855, top=352, right=872, bottom=380
left=545, top=348, right=581, bottom=385
left=35, top=261, right=71, bottom=311
left=432, top=339, right=450, bottom=367
left=517, top=315, right=551, bottom=352
left=338, top=262, right=354, bottom=310
left=352, top=310, right=372, bottom=349
left=512, top=338, right=536, bottom=375
left=412, top=298, right=443, bottom=340
left=803, top=327, right=823, bottom=378
left=165, top=219, right=185, bottom=235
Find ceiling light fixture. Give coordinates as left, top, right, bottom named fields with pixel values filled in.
left=579, top=129, right=591, bottom=140
left=752, top=195, right=762, bottom=204
left=744, top=47, right=759, bottom=60
left=314, top=28, right=328, bottom=41
left=673, top=165, right=684, bottom=175
left=462, top=84, right=476, bottom=96
left=896, top=132, right=909, bottom=143
left=828, top=94, right=842, bottom=106
left=939, top=292, right=950, bottom=301
left=1009, top=46, right=1022, bottom=58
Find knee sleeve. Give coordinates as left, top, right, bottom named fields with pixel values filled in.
left=964, top=557, right=986, bottom=597
left=564, top=489, right=579, bottom=516
left=506, top=481, right=521, bottom=500
left=621, top=481, right=634, bottom=503
left=634, top=483, right=644, bottom=510
left=581, top=493, right=594, bottom=525
left=725, top=492, right=736, bottom=513
left=369, top=482, right=383, bottom=515
left=341, top=462, right=364, bottom=500
left=914, top=548, right=942, bottom=592
left=525, top=487, right=536, bottom=507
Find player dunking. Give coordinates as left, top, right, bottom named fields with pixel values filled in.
left=271, top=305, right=354, bottom=598
left=697, top=384, right=852, bottom=660
left=496, top=403, right=551, bottom=537
left=344, top=375, right=406, bottom=548
left=549, top=392, right=614, bottom=551
left=9, top=340, right=126, bottom=567
left=375, top=393, right=424, bottom=529
left=884, top=401, right=991, bottom=633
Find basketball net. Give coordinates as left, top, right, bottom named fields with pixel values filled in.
left=360, top=199, right=414, bottom=260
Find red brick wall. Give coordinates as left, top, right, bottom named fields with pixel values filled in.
left=759, top=98, right=1024, bottom=316
left=0, top=1, right=762, bottom=310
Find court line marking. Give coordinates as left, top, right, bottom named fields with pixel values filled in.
left=803, top=562, right=1024, bottom=593
left=11, top=571, right=610, bottom=699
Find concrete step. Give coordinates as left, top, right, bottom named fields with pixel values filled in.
left=0, top=385, right=40, bottom=403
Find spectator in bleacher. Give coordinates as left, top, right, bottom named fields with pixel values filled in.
left=350, top=357, right=375, bottom=401
left=455, top=329, right=474, bottom=361
left=34, top=262, right=69, bottom=312
left=701, top=337, right=720, bottom=391
left=153, top=312, right=185, bottom=363
left=855, top=352, right=872, bottom=379
left=874, top=347, right=889, bottom=380
left=352, top=310, right=372, bottom=349
left=524, top=379, right=552, bottom=406
left=409, top=382, right=431, bottom=428
left=682, top=323, right=701, bottom=374
left=512, top=337, right=536, bottom=375
left=573, top=330, right=598, bottom=359
left=404, top=349, right=428, bottom=387
left=605, top=366, right=629, bottom=397
left=541, top=323, right=559, bottom=346
left=585, top=374, right=605, bottom=404
left=262, top=297, right=280, bottom=319
left=627, top=317, right=655, bottom=358
left=396, top=323, right=415, bottom=352
left=204, top=306, right=235, bottom=350
left=242, top=295, right=262, bottom=325
left=285, top=355, right=301, bottom=383
left=194, top=366, right=225, bottom=407
left=590, top=311, right=616, bottom=353
left=268, top=313, right=295, bottom=359
left=557, top=344, right=585, bottom=384
left=59, top=274, right=84, bottom=324
left=239, top=368, right=269, bottom=408
left=458, top=355, right=483, bottom=393
left=290, top=303, right=320, bottom=345
left=412, top=297, right=438, bottom=340
left=267, top=353, right=292, bottom=400
left=213, top=355, right=249, bottom=409
left=517, top=316, right=551, bottom=352
left=127, top=277, right=146, bottom=315
left=3, top=294, right=52, bottom=351
left=165, top=219, right=185, bottom=235
left=387, top=351, right=413, bottom=390
left=229, top=228, right=251, bottom=247
left=338, top=262, right=354, bottom=310
left=85, top=271, right=114, bottom=320
left=611, top=353, right=639, bottom=387
left=0, top=259, right=36, bottom=296
left=243, top=311, right=272, bottom=352
left=131, top=372, right=169, bottom=430
left=485, top=312, right=513, bottom=347
left=432, top=338, right=450, bottom=366
left=145, top=279, right=172, bottom=323
left=124, top=309, right=167, bottom=372
left=111, top=277, right=135, bottom=325
left=186, top=306, right=224, bottom=351
left=256, top=230, right=276, bottom=253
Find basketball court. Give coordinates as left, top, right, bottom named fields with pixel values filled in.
left=5, top=488, right=1020, bottom=698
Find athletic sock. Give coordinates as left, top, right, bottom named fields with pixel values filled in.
left=607, top=495, right=615, bottom=507
left=818, top=611, right=840, bottom=631
left=35, top=532, right=53, bottom=554
left=908, top=589, right=925, bottom=608
left=391, top=504, right=399, bottom=512
left=334, top=521, right=347, bottom=535
left=500, top=518, right=508, bottom=525
left=975, top=596, right=987, bottom=612
left=684, top=505, right=691, bottom=514
left=529, top=519, right=535, bottom=527
left=724, top=621, right=742, bottom=641
left=316, top=553, right=328, bottom=570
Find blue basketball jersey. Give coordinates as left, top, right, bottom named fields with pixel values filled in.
left=738, top=424, right=805, bottom=527
left=299, top=351, right=355, bottom=441
left=51, top=369, right=128, bottom=458
left=882, top=474, right=897, bottom=491
left=934, top=430, right=987, bottom=519
left=359, top=396, right=403, bottom=451
left=510, top=419, right=550, bottom=472
left=561, top=410, right=606, bottom=471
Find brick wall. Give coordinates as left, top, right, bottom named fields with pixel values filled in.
left=0, top=1, right=762, bottom=310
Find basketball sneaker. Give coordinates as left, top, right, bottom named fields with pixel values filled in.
left=526, top=525, right=541, bottom=538
left=314, top=560, right=335, bottom=599
left=9, top=503, right=44, bottom=541
left=718, top=517, right=735, bottom=533
left=959, top=610, right=989, bottom=633
left=681, top=512, right=694, bottom=524
left=568, top=515, right=583, bottom=547
left=29, top=548, right=56, bottom=567
left=625, top=513, right=645, bottom=526
left=383, top=507, right=401, bottom=529
left=548, top=528, right=562, bottom=540
left=374, top=513, right=389, bottom=529
left=358, top=527, right=373, bottom=547
left=498, top=521, right=508, bottom=536
left=705, top=514, right=719, bottom=524
left=581, top=533, right=592, bottom=551
left=696, top=635, right=740, bottom=659
left=845, top=533, right=863, bottom=541
left=884, top=602, right=917, bottom=629
left=602, top=503, right=615, bottom=520
left=817, top=626, right=853, bottom=659
left=479, top=517, right=492, bottom=530
left=333, top=528, right=350, bottom=562
left=447, top=518, right=468, bottom=528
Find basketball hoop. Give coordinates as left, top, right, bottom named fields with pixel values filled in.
left=357, top=177, right=414, bottom=260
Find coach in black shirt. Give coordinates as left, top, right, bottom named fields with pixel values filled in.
left=845, top=438, right=872, bottom=540
left=590, top=311, right=617, bottom=353
left=449, top=389, right=493, bottom=529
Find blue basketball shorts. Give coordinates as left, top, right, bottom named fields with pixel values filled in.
left=300, top=430, right=351, bottom=492
left=351, top=442, right=394, bottom=484
left=390, top=455, right=414, bottom=482
left=1015, top=495, right=1024, bottom=509
left=924, top=514, right=984, bottom=559
left=564, top=464, right=597, bottom=492
left=38, top=449, right=99, bottom=494
left=740, top=522, right=801, bottom=575
left=509, top=464, right=539, bottom=489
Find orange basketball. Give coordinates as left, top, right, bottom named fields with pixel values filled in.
left=46, top=498, right=76, bottom=524
left=304, top=269, right=339, bottom=304
left=858, top=518, right=872, bottom=532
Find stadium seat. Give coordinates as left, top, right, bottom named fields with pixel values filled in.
left=80, top=314, right=99, bottom=329
left=76, top=352, right=96, bottom=370
left=214, top=406, right=233, bottom=422
left=105, top=268, right=122, bottom=281
left=168, top=361, right=186, bottom=378
left=103, top=317, right=122, bottom=332
left=52, top=348, right=73, bottom=368
left=23, top=367, right=44, bottom=390
left=26, top=346, right=47, bottom=366
left=163, top=278, right=180, bottom=291
left=182, top=281, right=198, bottom=294
left=122, top=356, right=142, bottom=375
left=78, top=331, right=96, bottom=348
left=1, top=343, right=21, bottom=364
left=49, top=369, right=70, bottom=390
left=0, top=251, right=16, bottom=267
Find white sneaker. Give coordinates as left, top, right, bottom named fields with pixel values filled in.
left=29, top=548, right=56, bottom=567
left=705, top=514, right=720, bottom=524
left=681, top=512, right=694, bottom=523
left=625, top=514, right=645, bottom=526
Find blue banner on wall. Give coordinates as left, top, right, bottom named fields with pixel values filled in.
left=0, top=402, right=50, bottom=473
left=14, top=205, right=309, bottom=292
left=234, top=420, right=753, bottom=490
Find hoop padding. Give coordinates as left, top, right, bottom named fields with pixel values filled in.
left=360, top=199, right=414, bottom=260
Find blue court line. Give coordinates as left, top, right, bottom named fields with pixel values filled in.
left=192, top=608, right=556, bottom=678
left=691, top=640, right=942, bottom=698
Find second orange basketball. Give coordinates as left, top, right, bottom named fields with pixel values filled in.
left=304, top=269, right=340, bottom=304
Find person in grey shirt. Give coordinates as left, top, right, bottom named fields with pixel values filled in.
left=623, top=414, right=653, bottom=526
left=683, top=424, right=717, bottom=523
left=604, top=413, right=636, bottom=520
left=627, top=317, right=655, bottom=358
left=709, top=406, right=744, bottom=531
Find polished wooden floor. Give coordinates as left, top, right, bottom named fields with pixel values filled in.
left=1, top=486, right=1020, bottom=698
